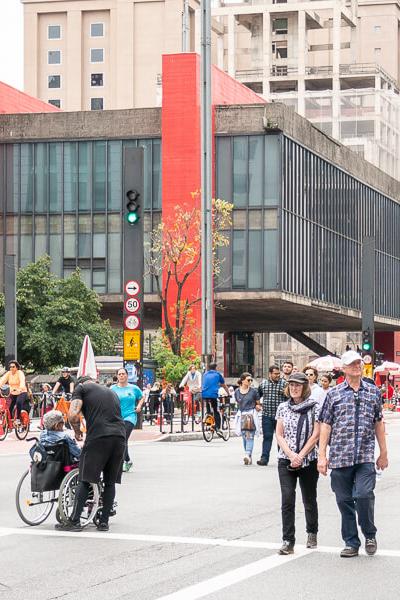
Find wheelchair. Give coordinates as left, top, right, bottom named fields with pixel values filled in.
left=15, top=437, right=105, bottom=527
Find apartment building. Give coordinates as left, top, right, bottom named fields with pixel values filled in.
left=21, top=0, right=200, bottom=110
left=212, top=0, right=400, bottom=180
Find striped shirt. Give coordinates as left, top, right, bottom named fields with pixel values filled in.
left=258, top=378, right=287, bottom=418
left=319, top=379, right=383, bottom=469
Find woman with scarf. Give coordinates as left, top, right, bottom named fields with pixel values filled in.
left=275, top=371, right=320, bottom=556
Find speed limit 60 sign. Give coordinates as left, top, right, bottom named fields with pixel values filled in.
left=125, top=297, right=140, bottom=313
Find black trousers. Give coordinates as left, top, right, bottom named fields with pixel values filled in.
left=204, top=398, right=221, bottom=429
left=278, top=459, right=319, bottom=543
left=124, top=420, right=135, bottom=462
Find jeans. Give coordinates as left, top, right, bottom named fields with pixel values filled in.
left=124, top=420, right=135, bottom=462
left=278, top=459, right=319, bottom=543
left=261, top=415, right=276, bottom=462
left=241, top=431, right=255, bottom=456
left=330, top=462, right=377, bottom=549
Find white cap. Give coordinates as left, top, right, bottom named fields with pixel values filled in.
left=341, top=350, right=363, bottom=366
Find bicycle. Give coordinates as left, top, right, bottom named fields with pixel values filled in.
left=201, top=399, right=230, bottom=443
left=15, top=437, right=114, bottom=527
left=181, top=390, right=202, bottom=426
left=0, top=386, right=30, bottom=441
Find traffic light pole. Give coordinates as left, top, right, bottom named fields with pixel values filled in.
left=123, top=147, right=144, bottom=392
left=200, top=0, right=213, bottom=366
left=361, top=236, right=375, bottom=355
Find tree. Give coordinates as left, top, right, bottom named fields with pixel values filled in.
left=0, top=255, right=118, bottom=372
left=152, top=334, right=200, bottom=387
left=147, top=196, right=233, bottom=356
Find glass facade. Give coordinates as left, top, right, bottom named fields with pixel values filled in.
left=0, top=139, right=161, bottom=294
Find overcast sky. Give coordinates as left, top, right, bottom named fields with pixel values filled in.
left=0, top=0, right=24, bottom=90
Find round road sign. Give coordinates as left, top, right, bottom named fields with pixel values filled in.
left=125, top=297, right=140, bottom=313
left=363, top=354, right=372, bottom=365
left=124, top=315, right=140, bottom=330
left=125, top=280, right=140, bottom=297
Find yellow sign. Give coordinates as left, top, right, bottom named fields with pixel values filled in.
left=123, top=330, right=141, bottom=360
left=363, top=364, right=373, bottom=379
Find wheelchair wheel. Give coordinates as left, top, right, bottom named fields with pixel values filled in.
left=16, top=469, right=55, bottom=526
left=220, top=412, right=230, bottom=441
left=202, top=414, right=215, bottom=443
left=58, top=469, right=100, bottom=527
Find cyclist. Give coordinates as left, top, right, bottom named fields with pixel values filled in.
left=201, top=362, right=229, bottom=431
left=0, top=360, right=29, bottom=423
left=53, top=367, right=75, bottom=396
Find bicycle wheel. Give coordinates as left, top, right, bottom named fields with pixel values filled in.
left=14, top=411, right=30, bottom=440
left=0, top=411, right=8, bottom=441
left=220, top=413, right=230, bottom=441
left=58, top=469, right=100, bottom=527
left=202, top=414, right=215, bottom=443
left=16, top=469, right=55, bottom=526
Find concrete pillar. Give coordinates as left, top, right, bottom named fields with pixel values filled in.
left=262, top=332, right=270, bottom=377
left=332, top=5, right=341, bottom=139
left=227, top=13, right=235, bottom=78
left=217, top=27, right=224, bottom=70
left=66, top=10, right=82, bottom=111
left=262, top=11, right=271, bottom=99
left=297, top=10, right=306, bottom=116
left=374, top=75, right=381, bottom=143
left=23, top=11, right=38, bottom=97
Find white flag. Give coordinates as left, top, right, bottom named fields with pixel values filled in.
left=77, top=335, right=98, bottom=379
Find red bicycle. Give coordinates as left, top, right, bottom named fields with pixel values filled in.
left=0, top=386, right=30, bottom=441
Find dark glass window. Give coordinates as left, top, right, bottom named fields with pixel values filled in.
left=48, top=75, right=61, bottom=89
left=48, top=25, right=61, bottom=39
left=91, top=97, right=103, bottom=111
left=49, top=143, right=62, bottom=212
left=91, top=23, right=104, bottom=37
left=233, top=137, right=248, bottom=207
left=48, top=50, right=61, bottom=64
left=90, top=48, right=104, bottom=63
left=152, top=139, right=161, bottom=209
left=93, top=141, right=106, bottom=209
left=232, top=230, right=246, bottom=287
left=48, top=99, right=61, bottom=108
left=91, top=73, right=103, bottom=87
left=78, top=142, right=90, bottom=210
left=107, top=141, right=122, bottom=210
left=248, top=136, right=263, bottom=206
left=64, top=142, right=78, bottom=212
left=20, top=144, right=33, bottom=212
left=35, top=143, right=48, bottom=212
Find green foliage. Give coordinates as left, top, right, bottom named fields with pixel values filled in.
left=1, top=255, right=118, bottom=372
left=152, top=334, right=201, bottom=386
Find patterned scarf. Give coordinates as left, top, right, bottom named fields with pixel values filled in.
left=288, top=397, right=318, bottom=454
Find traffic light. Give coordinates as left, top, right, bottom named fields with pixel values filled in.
left=374, top=351, right=384, bottom=366
left=362, top=328, right=372, bottom=353
left=126, top=189, right=140, bottom=225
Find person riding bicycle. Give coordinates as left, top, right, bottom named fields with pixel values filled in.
left=53, top=367, right=75, bottom=396
left=179, top=365, right=202, bottom=410
left=55, top=375, right=126, bottom=533
left=0, top=360, right=29, bottom=423
left=40, top=410, right=81, bottom=461
left=201, top=362, right=229, bottom=431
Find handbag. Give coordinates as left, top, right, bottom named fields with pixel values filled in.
left=240, top=412, right=255, bottom=431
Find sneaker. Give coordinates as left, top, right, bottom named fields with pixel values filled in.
left=54, top=520, right=83, bottom=532
left=340, top=546, right=359, bottom=558
left=257, top=458, right=269, bottom=466
left=243, top=455, right=250, bottom=465
left=278, top=541, right=294, bottom=555
left=96, top=522, right=109, bottom=532
left=125, top=461, right=133, bottom=472
left=365, top=538, right=377, bottom=556
left=306, top=533, right=317, bottom=549
left=248, top=455, right=252, bottom=465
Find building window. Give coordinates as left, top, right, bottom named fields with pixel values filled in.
left=48, top=99, right=61, bottom=108
left=374, top=48, right=381, bottom=56
left=90, top=48, right=104, bottom=63
left=276, top=44, right=288, bottom=59
left=48, top=50, right=61, bottom=65
left=374, top=25, right=381, bottom=33
left=48, top=75, right=61, bottom=89
left=91, top=97, right=104, bottom=110
left=91, top=23, right=104, bottom=37
left=48, top=25, right=61, bottom=39
left=91, top=73, right=103, bottom=87
left=273, top=18, right=288, bottom=34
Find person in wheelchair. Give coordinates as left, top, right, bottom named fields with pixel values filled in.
left=40, top=410, right=81, bottom=461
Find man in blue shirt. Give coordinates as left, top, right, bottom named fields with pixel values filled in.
left=201, top=362, right=229, bottom=430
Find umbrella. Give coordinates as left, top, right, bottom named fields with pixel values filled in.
left=308, top=355, right=342, bottom=371
left=374, top=361, right=400, bottom=373
left=77, top=335, right=98, bottom=379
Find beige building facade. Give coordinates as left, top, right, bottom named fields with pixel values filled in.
left=22, top=0, right=199, bottom=110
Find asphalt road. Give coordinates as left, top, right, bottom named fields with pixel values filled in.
left=0, top=414, right=399, bottom=600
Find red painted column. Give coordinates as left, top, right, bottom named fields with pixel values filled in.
left=161, top=54, right=265, bottom=354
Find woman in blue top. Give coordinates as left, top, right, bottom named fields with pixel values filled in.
left=111, top=368, right=144, bottom=472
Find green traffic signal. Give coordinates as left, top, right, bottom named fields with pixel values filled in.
left=126, top=189, right=140, bottom=226
left=362, top=342, right=372, bottom=351
left=126, top=211, right=139, bottom=225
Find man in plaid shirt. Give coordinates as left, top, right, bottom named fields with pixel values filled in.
left=257, top=365, right=286, bottom=466
left=318, top=350, right=388, bottom=558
